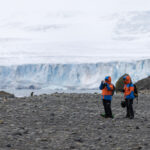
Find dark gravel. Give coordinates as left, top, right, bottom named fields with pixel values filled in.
left=0, top=93, right=149, bottom=150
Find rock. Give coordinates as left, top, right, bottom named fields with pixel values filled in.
left=144, top=142, right=149, bottom=146
left=30, top=132, right=36, bottom=137
left=50, top=113, right=55, bottom=117
left=6, top=144, right=11, bottom=147
left=116, top=147, right=122, bottom=150
left=137, top=146, right=142, bottom=149
left=115, top=73, right=129, bottom=92
left=0, top=120, right=4, bottom=124
left=12, top=129, right=23, bottom=136
left=147, top=123, right=150, bottom=128
left=7, top=135, right=13, bottom=140
left=135, top=76, right=150, bottom=91
left=96, top=137, right=101, bottom=141
left=10, top=124, right=15, bottom=127
left=42, top=146, right=49, bottom=149
left=24, top=129, right=29, bottom=134
left=41, top=138, right=48, bottom=142
left=35, top=138, right=41, bottom=143
left=0, top=91, right=15, bottom=98
left=74, top=137, right=83, bottom=143
left=70, top=145, right=76, bottom=149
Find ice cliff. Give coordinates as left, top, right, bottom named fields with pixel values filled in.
left=0, top=59, right=150, bottom=90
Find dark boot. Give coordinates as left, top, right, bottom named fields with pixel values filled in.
left=130, top=116, right=134, bottom=119
left=126, top=114, right=130, bottom=118
left=100, top=113, right=109, bottom=118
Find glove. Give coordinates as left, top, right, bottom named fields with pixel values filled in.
left=104, top=83, right=107, bottom=86
left=103, top=83, right=107, bottom=87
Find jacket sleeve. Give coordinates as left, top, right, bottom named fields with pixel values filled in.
left=129, top=84, right=134, bottom=95
left=99, top=82, right=104, bottom=90
left=106, top=83, right=113, bottom=91
left=126, top=84, right=135, bottom=99
left=130, top=84, right=134, bottom=94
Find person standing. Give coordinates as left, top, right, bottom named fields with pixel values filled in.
left=99, top=76, right=115, bottom=118
left=123, top=75, right=135, bottom=119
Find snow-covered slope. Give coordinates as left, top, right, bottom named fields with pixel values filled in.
left=0, top=59, right=150, bottom=90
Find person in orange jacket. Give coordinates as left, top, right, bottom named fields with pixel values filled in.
left=99, top=76, right=114, bottom=118
left=123, top=75, right=135, bottom=119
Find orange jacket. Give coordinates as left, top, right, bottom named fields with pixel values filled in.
left=99, top=76, right=114, bottom=100
left=102, top=84, right=113, bottom=96
left=123, top=75, right=135, bottom=99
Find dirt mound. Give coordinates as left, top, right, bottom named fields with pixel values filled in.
left=0, top=91, right=15, bottom=98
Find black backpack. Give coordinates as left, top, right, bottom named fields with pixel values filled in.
left=133, top=84, right=138, bottom=97
left=112, top=85, right=116, bottom=96
left=129, top=83, right=138, bottom=97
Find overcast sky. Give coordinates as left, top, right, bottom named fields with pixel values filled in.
left=0, top=0, right=150, bottom=64
left=0, top=0, right=150, bottom=13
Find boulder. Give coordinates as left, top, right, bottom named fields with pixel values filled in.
left=115, top=73, right=129, bottom=93
left=135, top=76, right=150, bottom=90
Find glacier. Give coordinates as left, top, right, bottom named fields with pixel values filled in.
left=0, top=59, right=150, bottom=95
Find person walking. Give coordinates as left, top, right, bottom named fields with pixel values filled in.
left=99, top=76, right=115, bottom=118
left=123, top=75, right=135, bottom=119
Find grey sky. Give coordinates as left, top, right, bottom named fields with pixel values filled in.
left=0, top=0, right=150, bottom=64
left=0, top=0, right=150, bottom=13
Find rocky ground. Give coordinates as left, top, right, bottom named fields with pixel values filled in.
left=0, top=93, right=149, bottom=150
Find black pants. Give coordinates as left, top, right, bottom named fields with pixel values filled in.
left=103, top=99, right=112, bottom=117
left=125, top=99, right=134, bottom=118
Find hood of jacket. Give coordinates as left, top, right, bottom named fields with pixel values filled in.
left=123, top=75, right=131, bottom=84
left=105, top=76, right=111, bottom=84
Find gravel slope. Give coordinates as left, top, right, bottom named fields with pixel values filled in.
left=0, top=93, right=149, bottom=150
